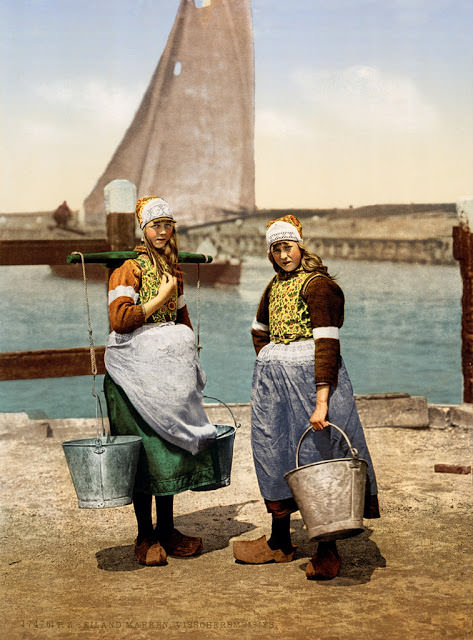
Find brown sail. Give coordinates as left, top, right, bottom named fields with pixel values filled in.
left=84, top=0, right=255, bottom=228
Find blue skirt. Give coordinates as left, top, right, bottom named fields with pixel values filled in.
left=251, top=340, right=378, bottom=501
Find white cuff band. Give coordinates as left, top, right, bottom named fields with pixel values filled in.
left=252, top=318, right=269, bottom=332
left=108, top=285, right=139, bottom=305
left=313, top=326, right=339, bottom=340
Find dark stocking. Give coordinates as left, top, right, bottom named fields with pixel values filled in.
left=268, top=514, right=293, bottom=554
left=155, top=494, right=174, bottom=541
left=133, top=491, right=153, bottom=544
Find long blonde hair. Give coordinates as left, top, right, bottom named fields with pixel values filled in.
left=269, top=242, right=334, bottom=280
left=143, top=223, right=179, bottom=277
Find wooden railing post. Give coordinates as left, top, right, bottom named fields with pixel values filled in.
left=453, top=197, right=473, bottom=403
left=106, top=214, right=136, bottom=251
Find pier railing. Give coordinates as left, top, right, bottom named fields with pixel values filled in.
left=0, top=232, right=111, bottom=380
left=1, top=210, right=472, bottom=403
left=0, top=211, right=209, bottom=382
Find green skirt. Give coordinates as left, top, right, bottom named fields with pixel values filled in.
left=103, top=373, right=223, bottom=496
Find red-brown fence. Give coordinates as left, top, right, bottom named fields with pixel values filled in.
left=1, top=217, right=471, bottom=403
left=0, top=212, right=133, bottom=381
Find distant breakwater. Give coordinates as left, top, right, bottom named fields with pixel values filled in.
left=179, top=221, right=455, bottom=266
left=1, top=203, right=456, bottom=266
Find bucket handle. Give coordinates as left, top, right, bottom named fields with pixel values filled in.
left=93, top=393, right=109, bottom=454
left=295, top=422, right=359, bottom=469
left=74, top=249, right=109, bottom=452
left=204, top=396, right=241, bottom=430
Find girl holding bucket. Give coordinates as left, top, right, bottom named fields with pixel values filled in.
left=233, top=215, right=380, bottom=580
left=104, top=196, right=218, bottom=566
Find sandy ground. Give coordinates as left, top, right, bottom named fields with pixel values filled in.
left=1, top=404, right=472, bottom=640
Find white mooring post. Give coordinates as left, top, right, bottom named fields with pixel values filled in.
left=104, top=180, right=137, bottom=251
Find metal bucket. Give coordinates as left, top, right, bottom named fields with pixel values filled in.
left=192, top=397, right=239, bottom=492
left=284, top=423, right=367, bottom=541
left=62, top=435, right=142, bottom=509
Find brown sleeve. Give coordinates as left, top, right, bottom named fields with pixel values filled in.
left=108, top=260, right=145, bottom=334
left=302, top=275, right=345, bottom=387
left=175, top=267, right=193, bottom=330
left=251, top=280, right=272, bottom=354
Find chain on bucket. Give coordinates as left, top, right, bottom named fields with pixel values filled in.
left=73, top=251, right=108, bottom=453
left=196, top=263, right=202, bottom=355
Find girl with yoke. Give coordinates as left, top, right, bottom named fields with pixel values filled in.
left=104, top=196, right=218, bottom=566
left=233, top=215, right=380, bottom=580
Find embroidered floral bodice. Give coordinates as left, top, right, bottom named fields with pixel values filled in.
left=269, top=269, right=312, bottom=344
left=135, top=254, right=178, bottom=324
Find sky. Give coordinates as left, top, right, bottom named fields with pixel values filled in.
left=1, top=0, right=472, bottom=214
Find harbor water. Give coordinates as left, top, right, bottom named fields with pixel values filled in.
left=0, top=257, right=462, bottom=419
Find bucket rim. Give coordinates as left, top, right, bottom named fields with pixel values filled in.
left=215, top=424, right=236, bottom=438
left=284, top=456, right=368, bottom=479
left=62, top=435, right=142, bottom=447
